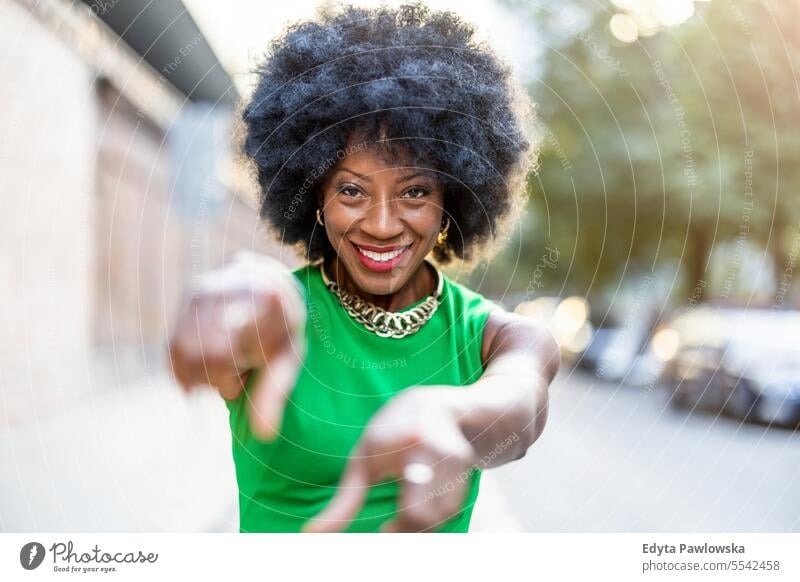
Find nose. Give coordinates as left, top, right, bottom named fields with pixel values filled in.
left=360, top=198, right=405, bottom=241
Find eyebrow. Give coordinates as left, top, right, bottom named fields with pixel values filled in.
left=333, top=168, right=436, bottom=184
left=335, top=168, right=372, bottom=182
left=397, top=171, right=435, bottom=183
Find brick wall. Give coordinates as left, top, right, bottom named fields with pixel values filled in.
left=0, top=1, right=282, bottom=427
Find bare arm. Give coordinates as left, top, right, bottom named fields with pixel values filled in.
left=306, top=307, right=560, bottom=532
left=452, top=308, right=561, bottom=467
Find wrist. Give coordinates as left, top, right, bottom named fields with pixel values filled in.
left=452, top=377, right=540, bottom=463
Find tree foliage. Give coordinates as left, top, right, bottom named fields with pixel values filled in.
left=485, top=0, right=800, bottom=306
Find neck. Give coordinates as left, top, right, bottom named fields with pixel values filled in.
left=324, top=254, right=435, bottom=311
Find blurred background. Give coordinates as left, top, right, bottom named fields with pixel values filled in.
left=1, top=0, right=798, bottom=532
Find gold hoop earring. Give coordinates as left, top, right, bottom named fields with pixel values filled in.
left=316, top=209, right=325, bottom=226
left=437, top=217, right=450, bottom=246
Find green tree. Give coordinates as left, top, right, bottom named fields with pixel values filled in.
left=486, top=0, right=800, bottom=307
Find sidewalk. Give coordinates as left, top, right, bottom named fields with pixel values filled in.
left=0, top=375, right=238, bottom=532
left=0, top=374, right=520, bottom=532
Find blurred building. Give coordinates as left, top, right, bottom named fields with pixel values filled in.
left=0, top=0, right=282, bottom=531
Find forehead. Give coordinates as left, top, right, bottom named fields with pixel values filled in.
left=330, top=142, right=438, bottom=181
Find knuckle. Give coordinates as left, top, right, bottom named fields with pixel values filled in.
left=451, top=445, right=476, bottom=467
left=202, top=348, right=234, bottom=372
left=171, top=333, right=200, bottom=363
left=250, top=290, right=283, bottom=329
left=178, top=339, right=230, bottom=379
left=264, top=288, right=284, bottom=316
left=361, top=434, right=385, bottom=459
left=421, top=439, right=469, bottom=465
left=367, top=429, right=420, bottom=455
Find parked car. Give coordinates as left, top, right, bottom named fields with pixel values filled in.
left=579, top=326, right=620, bottom=373
left=577, top=318, right=659, bottom=385
left=656, top=307, right=800, bottom=428
left=714, top=322, right=800, bottom=428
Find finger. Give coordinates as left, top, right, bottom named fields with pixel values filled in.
left=232, top=288, right=297, bottom=372
left=247, top=343, right=303, bottom=440
left=214, top=370, right=248, bottom=401
left=168, top=333, right=192, bottom=392
left=228, top=369, right=254, bottom=400
left=198, top=333, right=247, bottom=399
left=382, top=476, right=435, bottom=533
left=303, top=456, right=371, bottom=533
left=169, top=302, right=205, bottom=392
left=170, top=300, right=233, bottom=391
left=191, top=318, right=241, bottom=394
left=384, top=454, right=468, bottom=533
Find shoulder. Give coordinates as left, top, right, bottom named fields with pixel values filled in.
left=290, top=262, right=319, bottom=283
left=440, top=276, right=557, bottom=371
left=441, top=275, right=502, bottom=316
left=288, top=263, right=323, bottom=300
left=439, top=275, right=503, bottom=360
left=481, top=308, right=561, bottom=377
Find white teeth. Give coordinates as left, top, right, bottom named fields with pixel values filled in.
left=356, top=245, right=409, bottom=262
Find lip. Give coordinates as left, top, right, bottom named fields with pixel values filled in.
left=350, top=240, right=413, bottom=273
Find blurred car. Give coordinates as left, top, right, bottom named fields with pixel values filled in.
left=579, top=326, right=620, bottom=372
left=576, top=312, right=666, bottom=386
left=654, top=307, right=800, bottom=428
left=717, top=368, right=800, bottom=428
left=714, top=321, right=800, bottom=428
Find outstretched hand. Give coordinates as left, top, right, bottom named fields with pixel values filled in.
left=304, top=386, right=477, bottom=533
left=168, top=252, right=306, bottom=440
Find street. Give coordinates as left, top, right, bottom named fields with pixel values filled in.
left=489, top=369, right=800, bottom=532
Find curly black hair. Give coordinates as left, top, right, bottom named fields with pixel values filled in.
left=242, top=1, right=534, bottom=264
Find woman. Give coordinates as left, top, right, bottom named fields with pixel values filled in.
left=169, top=2, right=559, bottom=533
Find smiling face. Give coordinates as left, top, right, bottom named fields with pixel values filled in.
left=319, top=141, right=445, bottom=302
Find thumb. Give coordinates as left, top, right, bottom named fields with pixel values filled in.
left=247, top=342, right=303, bottom=441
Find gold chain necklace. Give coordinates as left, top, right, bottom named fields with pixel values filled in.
left=319, top=260, right=443, bottom=339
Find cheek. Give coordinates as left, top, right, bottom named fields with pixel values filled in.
left=417, top=214, right=443, bottom=238
left=414, top=198, right=445, bottom=237
left=325, top=204, right=362, bottom=237
left=320, top=193, right=352, bottom=233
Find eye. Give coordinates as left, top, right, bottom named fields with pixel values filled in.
left=338, top=184, right=365, bottom=198
left=401, top=187, right=430, bottom=199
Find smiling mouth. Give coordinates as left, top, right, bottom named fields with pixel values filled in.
left=353, top=242, right=413, bottom=263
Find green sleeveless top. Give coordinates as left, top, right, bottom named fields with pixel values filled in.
left=225, top=262, right=500, bottom=532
